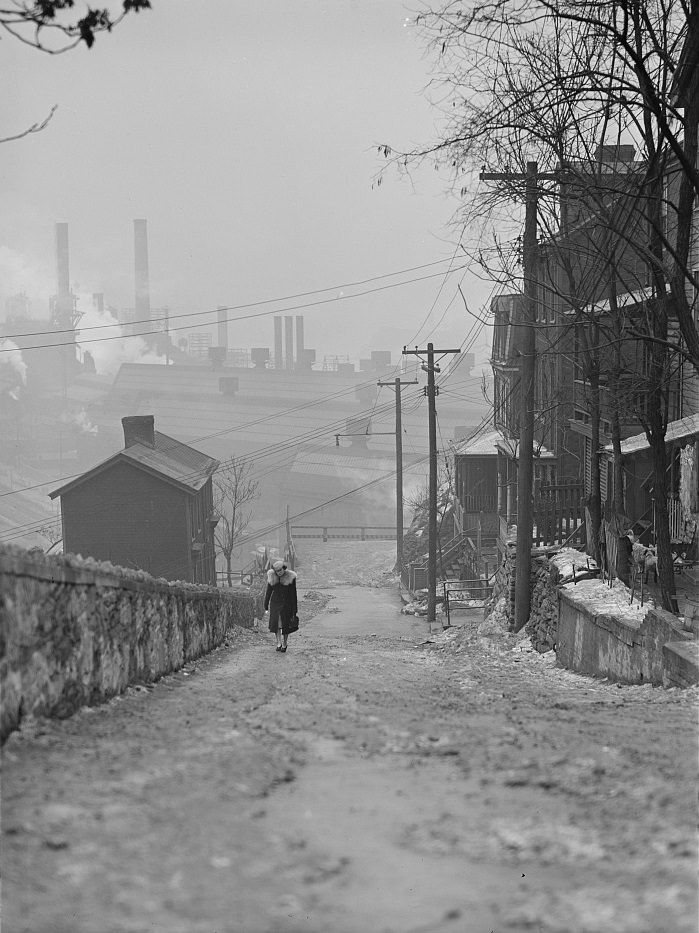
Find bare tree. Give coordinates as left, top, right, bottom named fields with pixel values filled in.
left=37, top=522, right=62, bottom=551
left=383, top=0, right=698, bottom=370
left=380, top=0, right=696, bottom=611
left=213, top=458, right=260, bottom=587
left=0, top=0, right=151, bottom=53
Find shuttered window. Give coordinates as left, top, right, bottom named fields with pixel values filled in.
left=584, top=437, right=592, bottom=495
left=600, top=456, right=608, bottom=503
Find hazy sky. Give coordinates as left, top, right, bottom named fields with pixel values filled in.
left=2, top=0, right=493, bottom=366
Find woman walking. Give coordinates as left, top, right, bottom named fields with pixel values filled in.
left=264, top=559, right=298, bottom=652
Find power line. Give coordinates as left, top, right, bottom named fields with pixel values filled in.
left=0, top=373, right=411, bottom=499
left=1, top=265, right=469, bottom=353
left=0, top=404, right=500, bottom=547
left=0, top=388, right=469, bottom=545
left=3, top=256, right=466, bottom=339
left=404, top=228, right=468, bottom=348
left=0, top=390, right=432, bottom=541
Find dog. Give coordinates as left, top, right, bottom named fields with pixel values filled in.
left=632, top=542, right=658, bottom=584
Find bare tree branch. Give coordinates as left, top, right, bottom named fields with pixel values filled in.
left=0, top=1, right=151, bottom=53
left=0, top=104, right=57, bottom=143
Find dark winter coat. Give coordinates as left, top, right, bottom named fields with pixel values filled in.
left=264, top=568, right=298, bottom=635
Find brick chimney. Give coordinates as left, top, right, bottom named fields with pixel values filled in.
left=595, top=144, right=636, bottom=163
left=122, top=415, right=155, bottom=448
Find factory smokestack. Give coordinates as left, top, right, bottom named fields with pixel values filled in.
left=217, top=306, right=228, bottom=350
left=133, top=219, right=151, bottom=333
left=295, top=316, right=305, bottom=369
left=55, top=223, right=70, bottom=306
left=284, top=316, right=294, bottom=370
left=52, top=222, right=76, bottom=360
left=274, top=316, right=283, bottom=370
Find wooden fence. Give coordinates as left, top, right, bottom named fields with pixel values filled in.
left=532, top=483, right=585, bottom=548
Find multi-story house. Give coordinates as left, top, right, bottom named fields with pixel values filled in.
left=555, top=137, right=697, bottom=557
left=452, top=288, right=580, bottom=575
left=451, top=118, right=699, bottom=579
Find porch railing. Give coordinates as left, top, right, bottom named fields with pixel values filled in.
left=532, top=484, right=585, bottom=547
left=461, top=493, right=498, bottom=512
left=495, top=484, right=585, bottom=548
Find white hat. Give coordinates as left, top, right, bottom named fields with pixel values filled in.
left=272, top=559, right=286, bottom=573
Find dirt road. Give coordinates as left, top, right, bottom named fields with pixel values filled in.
left=2, top=542, right=697, bottom=933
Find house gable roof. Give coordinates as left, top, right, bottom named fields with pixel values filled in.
left=453, top=428, right=502, bottom=457
left=603, top=413, right=699, bottom=457
left=49, top=431, right=219, bottom=500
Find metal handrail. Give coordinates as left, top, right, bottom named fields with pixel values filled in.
left=442, top=574, right=496, bottom=626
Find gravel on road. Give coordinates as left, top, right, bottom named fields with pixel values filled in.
left=2, top=541, right=697, bottom=933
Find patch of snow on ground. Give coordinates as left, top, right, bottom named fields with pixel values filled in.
left=561, top=576, right=648, bottom=622
left=551, top=547, right=598, bottom=585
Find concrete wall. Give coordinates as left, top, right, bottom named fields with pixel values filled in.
left=557, top=586, right=695, bottom=686
left=489, top=542, right=698, bottom=685
left=0, top=545, right=255, bottom=741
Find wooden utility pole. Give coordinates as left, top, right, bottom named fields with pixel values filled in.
left=377, top=377, right=418, bottom=570
left=403, top=344, right=460, bottom=624
left=481, top=161, right=540, bottom=632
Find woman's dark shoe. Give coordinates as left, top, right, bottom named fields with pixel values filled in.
left=276, top=645, right=283, bottom=652
left=281, top=645, right=287, bottom=652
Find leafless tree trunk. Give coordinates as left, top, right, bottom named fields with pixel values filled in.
left=213, top=458, right=260, bottom=588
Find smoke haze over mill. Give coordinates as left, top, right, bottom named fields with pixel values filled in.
left=1, top=0, right=494, bottom=372
left=0, top=0, right=496, bottom=559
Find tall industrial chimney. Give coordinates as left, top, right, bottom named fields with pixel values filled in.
left=53, top=222, right=77, bottom=386
left=217, top=306, right=228, bottom=349
left=55, top=223, right=70, bottom=307
left=274, top=316, right=283, bottom=369
left=284, top=316, right=294, bottom=370
left=295, top=316, right=305, bottom=368
left=133, top=219, right=151, bottom=332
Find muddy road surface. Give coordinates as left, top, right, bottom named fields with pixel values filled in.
left=2, top=542, right=697, bottom=933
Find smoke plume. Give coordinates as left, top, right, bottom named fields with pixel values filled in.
left=0, top=339, right=28, bottom=399
left=75, top=295, right=169, bottom=375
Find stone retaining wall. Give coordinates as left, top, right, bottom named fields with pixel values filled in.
left=490, top=541, right=560, bottom=652
left=525, top=555, right=561, bottom=653
left=0, top=546, right=255, bottom=741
